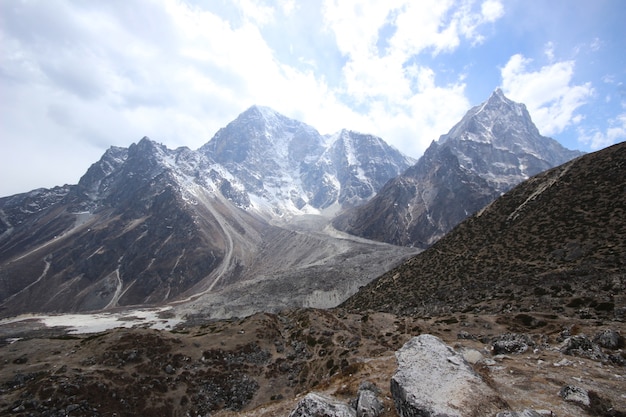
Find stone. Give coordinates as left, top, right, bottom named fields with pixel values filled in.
left=559, top=385, right=590, bottom=407
left=552, top=358, right=573, bottom=367
left=560, top=335, right=605, bottom=361
left=461, top=348, right=484, bottom=364
left=391, top=334, right=505, bottom=417
left=457, top=331, right=476, bottom=340
left=356, top=382, right=384, bottom=417
left=492, top=333, right=534, bottom=354
left=289, top=393, right=356, bottom=417
left=593, top=329, right=622, bottom=350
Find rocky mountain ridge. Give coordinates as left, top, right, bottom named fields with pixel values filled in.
left=333, top=89, right=583, bottom=247
left=199, top=105, right=415, bottom=217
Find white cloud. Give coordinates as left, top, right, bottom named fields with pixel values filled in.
left=233, top=0, right=276, bottom=26
left=578, top=113, right=626, bottom=150
left=500, top=53, right=593, bottom=136
left=544, top=41, right=555, bottom=62
left=318, top=0, right=504, bottom=155
left=0, top=0, right=509, bottom=195
left=481, top=0, right=504, bottom=21
left=278, top=0, right=296, bottom=16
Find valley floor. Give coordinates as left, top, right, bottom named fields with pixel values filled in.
left=0, top=308, right=624, bottom=417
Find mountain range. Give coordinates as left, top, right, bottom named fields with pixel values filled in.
left=0, top=90, right=624, bottom=417
left=333, top=89, right=583, bottom=247
left=0, top=90, right=582, bottom=318
left=0, top=138, right=623, bottom=417
left=0, top=106, right=416, bottom=318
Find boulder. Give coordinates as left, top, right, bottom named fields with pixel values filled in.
left=391, top=334, right=505, bottom=417
left=492, top=333, right=534, bottom=354
left=560, top=335, right=605, bottom=361
left=559, top=385, right=590, bottom=407
left=355, top=381, right=384, bottom=417
left=593, top=329, right=623, bottom=350
left=289, top=393, right=356, bottom=417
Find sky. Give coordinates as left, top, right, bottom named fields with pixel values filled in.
left=1, top=0, right=624, bottom=197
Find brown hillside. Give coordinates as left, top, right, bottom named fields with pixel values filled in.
left=342, top=142, right=626, bottom=318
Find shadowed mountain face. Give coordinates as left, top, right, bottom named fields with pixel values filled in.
left=341, top=141, right=626, bottom=318
left=0, top=108, right=417, bottom=318
left=0, top=139, right=238, bottom=314
left=333, top=89, right=583, bottom=248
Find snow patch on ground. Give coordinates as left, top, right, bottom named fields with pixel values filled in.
left=0, top=307, right=183, bottom=334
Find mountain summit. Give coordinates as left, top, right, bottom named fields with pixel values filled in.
left=333, top=89, right=583, bottom=247
left=200, top=106, right=414, bottom=217
left=439, top=88, right=579, bottom=191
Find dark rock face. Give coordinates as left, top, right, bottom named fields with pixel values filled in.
left=334, top=89, right=583, bottom=248
left=0, top=138, right=232, bottom=315
left=334, top=143, right=498, bottom=247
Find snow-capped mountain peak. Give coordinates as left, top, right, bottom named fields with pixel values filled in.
left=435, top=89, right=581, bottom=189
left=333, top=89, right=583, bottom=248
left=199, top=107, right=413, bottom=217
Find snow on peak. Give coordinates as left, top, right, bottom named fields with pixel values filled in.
left=241, top=105, right=287, bottom=129
left=490, top=87, right=506, bottom=100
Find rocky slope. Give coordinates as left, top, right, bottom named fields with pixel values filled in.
left=341, top=141, right=626, bottom=318
left=0, top=308, right=623, bottom=416
left=333, top=89, right=583, bottom=248
left=0, top=138, right=236, bottom=313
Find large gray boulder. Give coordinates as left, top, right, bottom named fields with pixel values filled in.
left=559, top=385, right=590, bottom=407
left=355, top=381, right=384, bottom=417
left=391, top=334, right=505, bottom=417
left=289, top=392, right=356, bottom=417
left=593, top=329, right=623, bottom=349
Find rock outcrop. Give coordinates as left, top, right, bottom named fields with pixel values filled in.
left=593, top=329, right=623, bottom=350
left=492, top=333, right=535, bottom=354
left=559, top=385, right=590, bottom=407
left=289, top=393, right=356, bottom=417
left=390, top=334, right=506, bottom=417
left=355, top=381, right=384, bottom=417
left=287, top=381, right=384, bottom=417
